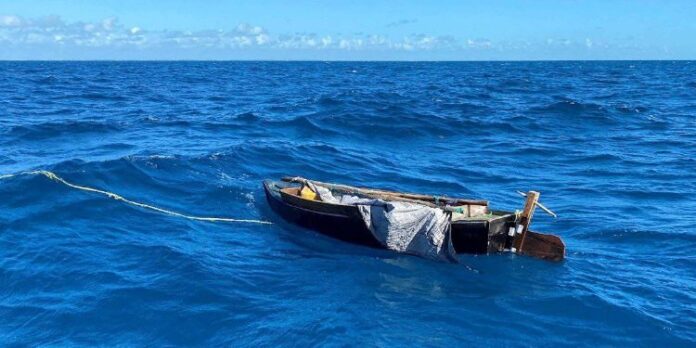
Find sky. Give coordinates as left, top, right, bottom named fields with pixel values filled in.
left=1, top=0, right=695, bottom=60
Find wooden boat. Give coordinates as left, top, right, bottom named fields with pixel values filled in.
left=263, top=177, right=565, bottom=261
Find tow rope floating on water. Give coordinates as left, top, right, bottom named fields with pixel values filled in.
left=0, top=170, right=272, bottom=225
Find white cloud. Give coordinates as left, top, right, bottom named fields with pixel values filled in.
left=0, top=14, right=469, bottom=53
left=321, top=36, right=332, bottom=47
left=466, top=38, right=492, bottom=49
left=0, top=15, right=23, bottom=27
left=255, top=33, right=269, bottom=45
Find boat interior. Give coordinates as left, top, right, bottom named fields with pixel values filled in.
left=279, top=183, right=512, bottom=222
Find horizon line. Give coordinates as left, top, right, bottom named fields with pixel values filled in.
left=1, top=59, right=695, bottom=63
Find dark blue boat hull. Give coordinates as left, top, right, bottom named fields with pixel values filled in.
left=263, top=180, right=515, bottom=254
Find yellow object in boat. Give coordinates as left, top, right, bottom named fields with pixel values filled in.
left=300, top=185, right=318, bottom=200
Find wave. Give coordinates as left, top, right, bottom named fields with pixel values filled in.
left=615, top=104, right=650, bottom=114
left=232, top=112, right=261, bottom=122
left=273, top=115, right=330, bottom=134
left=438, top=102, right=490, bottom=113
left=55, top=92, right=128, bottom=102
left=5, top=120, right=124, bottom=141
left=532, top=98, right=606, bottom=116
left=35, top=75, right=58, bottom=85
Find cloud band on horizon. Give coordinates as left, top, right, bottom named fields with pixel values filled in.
left=0, top=14, right=667, bottom=60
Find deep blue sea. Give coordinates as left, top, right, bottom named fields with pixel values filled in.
left=1, top=61, right=695, bottom=346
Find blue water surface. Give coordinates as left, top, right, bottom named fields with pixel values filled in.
left=1, top=61, right=695, bottom=346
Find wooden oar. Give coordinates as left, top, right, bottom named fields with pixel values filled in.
left=281, top=176, right=488, bottom=206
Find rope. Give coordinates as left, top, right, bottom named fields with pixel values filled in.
left=0, top=170, right=272, bottom=225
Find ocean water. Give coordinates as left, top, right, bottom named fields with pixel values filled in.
left=1, top=61, right=695, bottom=346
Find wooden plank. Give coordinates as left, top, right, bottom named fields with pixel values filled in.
left=280, top=185, right=489, bottom=216
left=281, top=176, right=488, bottom=206
left=516, top=230, right=565, bottom=261
left=282, top=186, right=464, bottom=212
left=516, top=190, right=557, bottom=218
left=517, top=190, right=539, bottom=253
